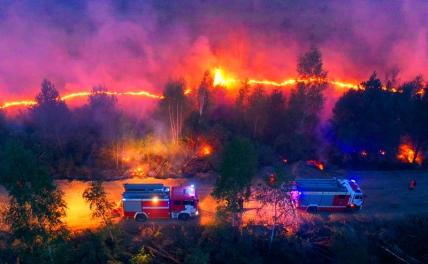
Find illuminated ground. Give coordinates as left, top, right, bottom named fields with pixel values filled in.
left=1, top=171, right=428, bottom=231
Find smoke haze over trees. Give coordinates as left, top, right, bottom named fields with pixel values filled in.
left=0, top=0, right=427, bottom=100
left=0, top=46, right=427, bottom=181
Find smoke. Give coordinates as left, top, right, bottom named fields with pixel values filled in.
left=0, top=0, right=427, bottom=102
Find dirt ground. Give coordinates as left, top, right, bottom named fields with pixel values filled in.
left=340, top=170, right=428, bottom=217
left=291, top=163, right=428, bottom=219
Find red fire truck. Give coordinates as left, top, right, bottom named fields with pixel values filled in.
left=122, top=183, right=199, bottom=221
left=291, top=178, right=363, bottom=213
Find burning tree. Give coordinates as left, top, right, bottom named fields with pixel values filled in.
left=331, top=74, right=428, bottom=166
left=400, top=78, right=428, bottom=165
left=397, top=138, right=423, bottom=165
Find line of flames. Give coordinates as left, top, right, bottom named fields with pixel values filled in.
left=212, top=68, right=403, bottom=91
left=0, top=90, right=165, bottom=110
left=1, top=88, right=194, bottom=109
left=213, top=68, right=361, bottom=90
left=1, top=68, right=423, bottom=110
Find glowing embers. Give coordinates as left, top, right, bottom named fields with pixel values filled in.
left=360, top=150, right=368, bottom=158
left=306, top=160, right=325, bottom=171
left=131, top=166, right=145, bottom=177
left=198, top=144, right=213, bottom=157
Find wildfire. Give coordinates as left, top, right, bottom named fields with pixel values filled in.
left=397, top=142, right=422, bottom=165
left=213, top=68, right=237, bottom=87
left=122, top=156, right=131, bottom=163
left=0, top=100, right=37, bottom=109
left=131, top=166, right=145, bottom=177
left=184, top=88, right=192, bottom=95
left=1, top=68, right=419, bottom=110
left=212, top=67, right=361, bottom=91
left=306, top=160, right=325, bottom=171
left=0, top=89, right=164, bottom=109
left=416, top=88, right=426, bottom=97
left=199, top=144, right=213, bottom=156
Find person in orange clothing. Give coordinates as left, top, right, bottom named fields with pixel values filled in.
left=409, top=179, right=416, bottom=190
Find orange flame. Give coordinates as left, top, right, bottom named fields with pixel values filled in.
left=210, top=68, right=410, bottom=93
left=0, top=68, right=416, bottom=110
left=213, top=68, right=237, bottom=87
left=199, top=144, right=212, bottom=156
left=1, top=89, right=164, bottom=109
left=307, top=160, right=324, bottom=170
left=0, top=100, right=37, bottom=109
left=397, top=142, right=422, bottom=165
left=131, top=166, right=145, bottom=177
left=213, top=68, right=361, bottom=91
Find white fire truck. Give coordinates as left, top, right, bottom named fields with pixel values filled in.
left=291, top=178, right=363, bottom=213
left=121, top=183, right=199, bottom=221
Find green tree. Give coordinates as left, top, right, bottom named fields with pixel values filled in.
left=212, top=137, right=257, bottom=225
left=130, top=248, right=153, bottom=264
left=232, top=82, right=251, bottom=135
left=87, top=86, right=120, bottom=146
left=82, top=181, right=115, bottom=241
left=158, top=80, right=192, bottom=144
left=264, top=89, right=287, bottom=143
left=252, top=166, right=296, bottom=251
left=247, top=87, right=269, bottom=138
left=331, top=73, right=403, bottom=165
left=285, top=47, right=328, bottom=160
left=297, top=47, right=327, bottom=79
left=75, top=85, right=132, bottom=172
left=0, top=110, right=8, bottom=142
left=0, top=140, right=67, bottom=263
left=399, top=78, right=428, bottom=164
left=29, top=79, right=73, bottom=177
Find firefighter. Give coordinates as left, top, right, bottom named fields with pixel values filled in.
left=268, top=174, right=276, bottom=186
left=409, top=179, right=416, bottom=190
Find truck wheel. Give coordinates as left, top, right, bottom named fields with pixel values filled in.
left=307, top=206, right=318, bottom=214
left=178, top=213, right=189, bottom=221
left=135, top=213, right=147, bottom=222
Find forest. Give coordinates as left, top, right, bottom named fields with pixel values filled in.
left=0, top=47, right=427, bottom=181
left=1, top=48, right=428, bottom=263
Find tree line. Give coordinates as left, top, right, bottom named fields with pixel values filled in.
left=0, top=46, right=426, bottom=180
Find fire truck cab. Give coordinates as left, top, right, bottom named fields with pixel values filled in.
left=122, top=183, right=198, bottom=222
left=292, top=178, right=363, bottom=213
